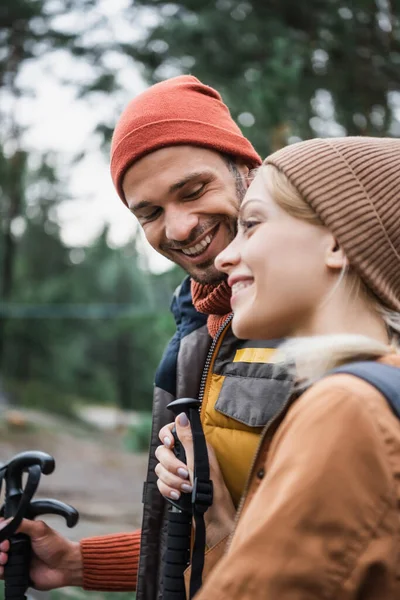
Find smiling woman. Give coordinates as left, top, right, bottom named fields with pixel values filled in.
left=217, top=140, right=400, bottom=351
left=217, top=166, right=337, bottom=341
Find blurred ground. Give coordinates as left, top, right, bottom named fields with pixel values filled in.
left=0, top=409, right=148, bottom=540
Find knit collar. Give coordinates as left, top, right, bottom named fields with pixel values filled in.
left=191, top=279, right=232, bottom=338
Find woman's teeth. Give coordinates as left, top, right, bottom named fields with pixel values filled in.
left=182, top=234, right=212, bottom=256
left=232, top=281, right=253, bottom=295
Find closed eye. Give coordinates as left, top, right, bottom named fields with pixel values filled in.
left=139, top=207, right=163, bottom=223
left=239, top=218, right=261, bottom=232
left=183, top=183, right=206, bottom=200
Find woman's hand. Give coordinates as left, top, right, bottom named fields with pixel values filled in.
left=155, top=418, right=193, bottom=500
left=156, top=413, right=236, bottom=547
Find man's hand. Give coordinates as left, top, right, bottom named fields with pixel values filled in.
left=156, top=414, right=236, bottom=547
left=0, top=519, right=83, bottom=590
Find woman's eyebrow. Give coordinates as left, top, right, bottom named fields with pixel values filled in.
left=239, top=198, right=266, bottom=215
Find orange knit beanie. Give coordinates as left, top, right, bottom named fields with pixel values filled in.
left=265, top=137, right=400, bottom=311
left=110, top=75, right=261, bottom=203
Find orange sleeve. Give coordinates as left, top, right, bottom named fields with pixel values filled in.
left=81, top=530, right=140, bottom=591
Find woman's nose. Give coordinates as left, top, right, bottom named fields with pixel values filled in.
left=215, top=239, right=241, bottom=274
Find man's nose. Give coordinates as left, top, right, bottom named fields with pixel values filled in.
left=164, top=208, right=199, bottom=242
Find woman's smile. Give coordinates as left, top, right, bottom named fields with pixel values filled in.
left=228, top=276, right=255, bottom=306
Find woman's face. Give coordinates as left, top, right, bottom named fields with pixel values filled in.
left=215, top=170, right=337, bottom=340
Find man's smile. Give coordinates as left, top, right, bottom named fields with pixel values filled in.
left=170, top=224, right=221, bottom=264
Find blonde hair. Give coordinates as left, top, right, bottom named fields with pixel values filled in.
left=260, top=164, right=400, bottom=386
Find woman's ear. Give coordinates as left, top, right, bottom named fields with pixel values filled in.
left=325, top=236, right=348, bottom=271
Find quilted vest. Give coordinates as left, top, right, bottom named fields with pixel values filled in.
left=136, top=277, right=292, bottom=600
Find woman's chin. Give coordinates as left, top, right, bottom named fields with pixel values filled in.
left=231, top=314, right=257, bottom=340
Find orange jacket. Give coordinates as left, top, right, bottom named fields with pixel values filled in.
left=194, top=355, right=400, bottom=599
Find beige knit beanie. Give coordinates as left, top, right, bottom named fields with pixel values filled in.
left=265, top=137, right=400, bottom=311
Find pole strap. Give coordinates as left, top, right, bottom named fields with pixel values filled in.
left=188, top=407, right=213, bottom=598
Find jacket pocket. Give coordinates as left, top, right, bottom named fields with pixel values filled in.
left=215, top=368, right=292, bottom=428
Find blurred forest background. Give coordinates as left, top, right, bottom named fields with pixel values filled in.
left=1, top=0, right=399, bottom=422
left=0, top=1, right=399, bottom=599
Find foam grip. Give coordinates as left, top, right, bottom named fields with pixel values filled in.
left=162, top=511, right=192, bottom=600
left=4, top=533, right=31, bottom=600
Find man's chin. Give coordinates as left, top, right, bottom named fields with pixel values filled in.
left=187, top=263, right=226, bottom=286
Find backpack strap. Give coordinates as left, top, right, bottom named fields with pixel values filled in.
left=330, top=361, right=400, bottom=419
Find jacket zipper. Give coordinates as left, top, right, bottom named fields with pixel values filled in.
left=198, top=313, right=294, bottom=551
left=198, top=313, right=233, bottom=404
left=225, top=382, right=296, bottom=551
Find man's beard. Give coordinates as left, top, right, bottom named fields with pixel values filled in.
left=186, top=212, right=237, bottom=285
left=189, top=260, right=228, bottom=285
left=189, top=162, right=246, bottom=285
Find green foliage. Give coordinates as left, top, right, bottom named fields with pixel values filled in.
left=49, top=589, right=135, bottom=600
left=0, top=585, right=135, bottom=600
left=0, top=0, right=121, bottom=103
left=0, top=212, right=182, bottom=410
left=124, top=412, right=153, bottom=453
left=125, top=0, right=400, bottom=155
left=4, top=378, right=81, bottom=419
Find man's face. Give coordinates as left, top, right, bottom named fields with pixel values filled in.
left=122, top=146, right=249, bottom=284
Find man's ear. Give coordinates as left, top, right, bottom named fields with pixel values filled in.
left=235, top=161, right=250, bottom=181
left=325, top=237, right=348, bottom=270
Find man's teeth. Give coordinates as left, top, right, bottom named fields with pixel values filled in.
left=232, top=281, right=253, bottom=294
left=182, top=234, right=212, bottom=256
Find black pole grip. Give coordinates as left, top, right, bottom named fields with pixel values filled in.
left=165, top=398, right=213, bottom=599
left=162, top=511, right=192, bottom=600
left=162, top=398, right=199, bottom=600
left=4, top=533, right=31, bottom=600
left=0, top=451, right=80, bottom=600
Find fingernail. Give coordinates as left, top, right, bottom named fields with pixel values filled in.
left=181, top=483, right=193, bottom=493
left=178, top=412, right=189, bottom=427
left=0, top=518, right=10, bottom=530
left=163, top=436, right=171, bottom=448
left=170, top=491, right=180, bottom=500
left=177, top=467, right=189, bottom=479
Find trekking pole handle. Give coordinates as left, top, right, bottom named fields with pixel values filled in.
left=0, top=451, right=79, bottom=600
left=4, top=499, right=78, bottom=600
left=166, top=398, right=213, bottom=599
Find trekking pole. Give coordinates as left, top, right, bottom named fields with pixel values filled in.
left=162, top=398, right=213, bottom=600
left=0, top=451, right=79, bottom=600
left=162, top=400, right=193, bottom=600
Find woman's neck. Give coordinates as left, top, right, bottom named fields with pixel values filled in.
left=292, top=289, right=389, bottom=345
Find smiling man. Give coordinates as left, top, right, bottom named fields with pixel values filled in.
left=122, top=146, right=246, bottom=284
left=111, top=76, right=255, bottom=287
left=0, top=76, right=292, bottom=600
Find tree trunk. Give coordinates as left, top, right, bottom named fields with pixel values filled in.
left=0, top=150, right=26, bottom=368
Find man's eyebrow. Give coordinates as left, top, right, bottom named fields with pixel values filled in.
left=129, top=200, right=152, bottom=215
left=169, top=170, right=213, bottom=193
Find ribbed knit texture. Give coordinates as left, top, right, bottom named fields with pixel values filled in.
left=81, top=530, right=140, bottom=591
left=266, top=137, right=400, bottom=311
left=110, top=75, right=261, bottom=202
left=191, top=279, right=232, bottom=338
